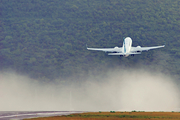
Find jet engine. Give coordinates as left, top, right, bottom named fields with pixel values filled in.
left=137, top=46, right=142, bottom=52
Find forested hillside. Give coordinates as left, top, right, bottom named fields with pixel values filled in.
left=0, top=0, right=180, bottom=81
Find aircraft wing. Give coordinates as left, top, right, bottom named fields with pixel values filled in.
left=131, top=45, right=165, bottom=52
left=87, top=47, right=122, bottom=52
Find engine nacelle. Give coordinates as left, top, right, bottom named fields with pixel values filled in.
left=137, top=46, right=142, bottom=52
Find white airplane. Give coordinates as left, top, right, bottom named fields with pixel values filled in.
left=87, top=37, right=165, bottom=57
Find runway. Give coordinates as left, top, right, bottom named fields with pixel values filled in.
left=0, top=111, right=83, bottom=120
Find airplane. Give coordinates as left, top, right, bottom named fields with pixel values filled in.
left=87, top=37, right=165, bottom=57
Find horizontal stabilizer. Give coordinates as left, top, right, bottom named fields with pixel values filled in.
left=87, top=47, right=122, bottom=52
left=108, top=52, right=141, bottom=55
left=128, top=52, right=141, bottom=55
left=108, top=53, right=125, bottom=55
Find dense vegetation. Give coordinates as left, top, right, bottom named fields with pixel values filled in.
left=1, top=0, right=180, bottom=81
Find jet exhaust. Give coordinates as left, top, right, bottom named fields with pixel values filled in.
left=0, top=68, right=179, bottom=111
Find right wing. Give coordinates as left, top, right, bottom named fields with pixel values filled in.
left=131, top=45, right=165, bottom=52
left=87, top=47, right=122, bottom=52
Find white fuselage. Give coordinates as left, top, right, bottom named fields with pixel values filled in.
left=122, top=37, right=132, bottom=56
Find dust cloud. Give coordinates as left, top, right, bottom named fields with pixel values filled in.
left=0, top=69, right=179, bottom=111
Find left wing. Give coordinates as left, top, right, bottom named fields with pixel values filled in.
left=131, top=45, right=165, bottom=52
left=87, top=47, right=122, bottom=53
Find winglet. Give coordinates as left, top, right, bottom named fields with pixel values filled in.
left=86, top=44, right=90, bottom=50
left=164, top=42, right=166, bottom=47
